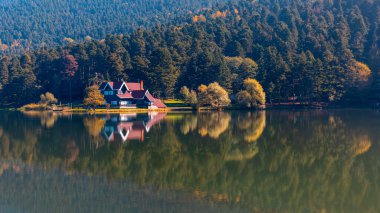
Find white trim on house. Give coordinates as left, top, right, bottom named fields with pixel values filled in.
left=100, top=82, right=112, bottom=91
left=113, top=82, right=129, bottom=91
left=118, top=128, right=130, bottom=143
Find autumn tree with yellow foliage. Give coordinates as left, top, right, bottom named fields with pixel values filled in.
left=237, top=78, right=266, bottom=108
left=197, top=84, right=210, bottom=106
left=348, top=60, right=371, bottom=88
left=180, top=86, right=198, bottom=105
left=198, top=82, right=231, bottom=109
left=39, top=92, right=58, bottom=105
left=83, top=85, right=105, bottom=107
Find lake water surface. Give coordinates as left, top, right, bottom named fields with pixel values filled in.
left=0, top=110, right=380, bottom=213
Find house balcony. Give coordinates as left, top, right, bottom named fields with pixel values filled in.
left=119, top=104, right=137, bottom=109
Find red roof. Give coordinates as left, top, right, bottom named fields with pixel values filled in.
left=153, top=99, right=167, bottom=108
left=100, top=82, right=142, bottom=91
left=126, top=83, right=142, bottom=90
left=144, top=91, right=166, bottom=108
left=117, top=93, right=133, bottom=99
left=99, top=82, right=166, bottom=108
left=131, top=90, right=147, bottom=99
left=145, top=92, right=156, bottom=102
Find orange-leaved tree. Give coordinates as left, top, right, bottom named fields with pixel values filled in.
left=83, top=85, right=105, bottom=107
left=236, top=78, right=266, bottom=108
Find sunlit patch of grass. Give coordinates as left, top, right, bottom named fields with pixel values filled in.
left=19, top=103, right=47, bottom=111
left=164, top=99, right=185, bottom=104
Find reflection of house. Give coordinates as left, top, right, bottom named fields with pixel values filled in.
left=98, top=81, right=166, bottom=109
left=103, top=113, right=166, bottom=143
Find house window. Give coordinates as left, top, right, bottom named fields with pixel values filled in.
left=104, top=126, right=114, bottom=132
left=104, top=91, right=113, bottom=95
left=111, top=101, right=118, bottom=105
left=120, top=101, right=131, bottom=106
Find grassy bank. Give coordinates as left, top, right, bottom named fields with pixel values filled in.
left=70, top=108, right=169, bottom=113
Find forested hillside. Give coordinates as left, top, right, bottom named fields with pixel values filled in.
left=0, top=0, right=229, bottom=52
left=0, top=0, right=379, bottom=106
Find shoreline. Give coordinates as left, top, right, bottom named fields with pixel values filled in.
left=3, top=101, right=380, bottom=113
left=6, top=106, right=379, bottom=114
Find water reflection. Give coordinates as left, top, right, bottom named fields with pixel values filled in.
left=101, top=112, right=167, bottom=143
left=180, top=112, right=266, bottom=142
left=237, top=111, right=266, bottom=142
left=22, top=111, right=59, bottom=128
left=0, top=110, right=380, bottom=212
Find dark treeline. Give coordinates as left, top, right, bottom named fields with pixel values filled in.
left=0, top=0, right=230, bottom=51
left=0, top=0, right=379, bottom=106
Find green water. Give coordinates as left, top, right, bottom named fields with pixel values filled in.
left=0, top=110, right=380, bottom=213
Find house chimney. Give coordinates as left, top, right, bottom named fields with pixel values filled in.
left=140, top=80, right=144, bottom=90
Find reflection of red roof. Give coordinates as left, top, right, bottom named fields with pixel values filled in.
left=117, top=122, right=133, bottom=130
left=117, top=122, right=145, bottom=141
left=132, top=121, right=146, bottom=129
left=145, top=113, right=167, bottom=131
left=103, top=114, right=167, bottom=143
left=127, top=129, right=144, bottom=141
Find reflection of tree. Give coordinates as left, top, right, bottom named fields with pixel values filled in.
left=198, top=113, right=231, bottom=139
left=1, top=111, right=380, bottom=212
left=181, top=112, right=231, bottom=139
left=0, top=133, right=10, bottom=159
left=64, top=139, right=79, bottom=165
left=236, top=111, right=266, bottom=143
left=350, top=134, right=372, bottom=157
left=0, top=130, right=37, bottom=164
left=180, top=115, right=197, bottom=135
left=83, top=116, right=106, bottom=137
left=225, top=144, right=259, bottom=161
left=22, top=111, right=58, bottom=128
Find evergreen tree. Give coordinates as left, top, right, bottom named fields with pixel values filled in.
left=108, top=53, right=125, bottom=81
left=0, top=57, right=10, bottom=88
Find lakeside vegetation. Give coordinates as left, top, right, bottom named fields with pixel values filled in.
left=19, top=76, right=266, bottom=112
left=0, top=0, right=379, bottom=108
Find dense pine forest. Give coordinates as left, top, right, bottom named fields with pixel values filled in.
left=0, top=0, right=230, bottom=51
left=0, top=0, right=379, bottom=107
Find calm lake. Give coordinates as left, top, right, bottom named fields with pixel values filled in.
left=0, top=110, right=380, bottom=213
